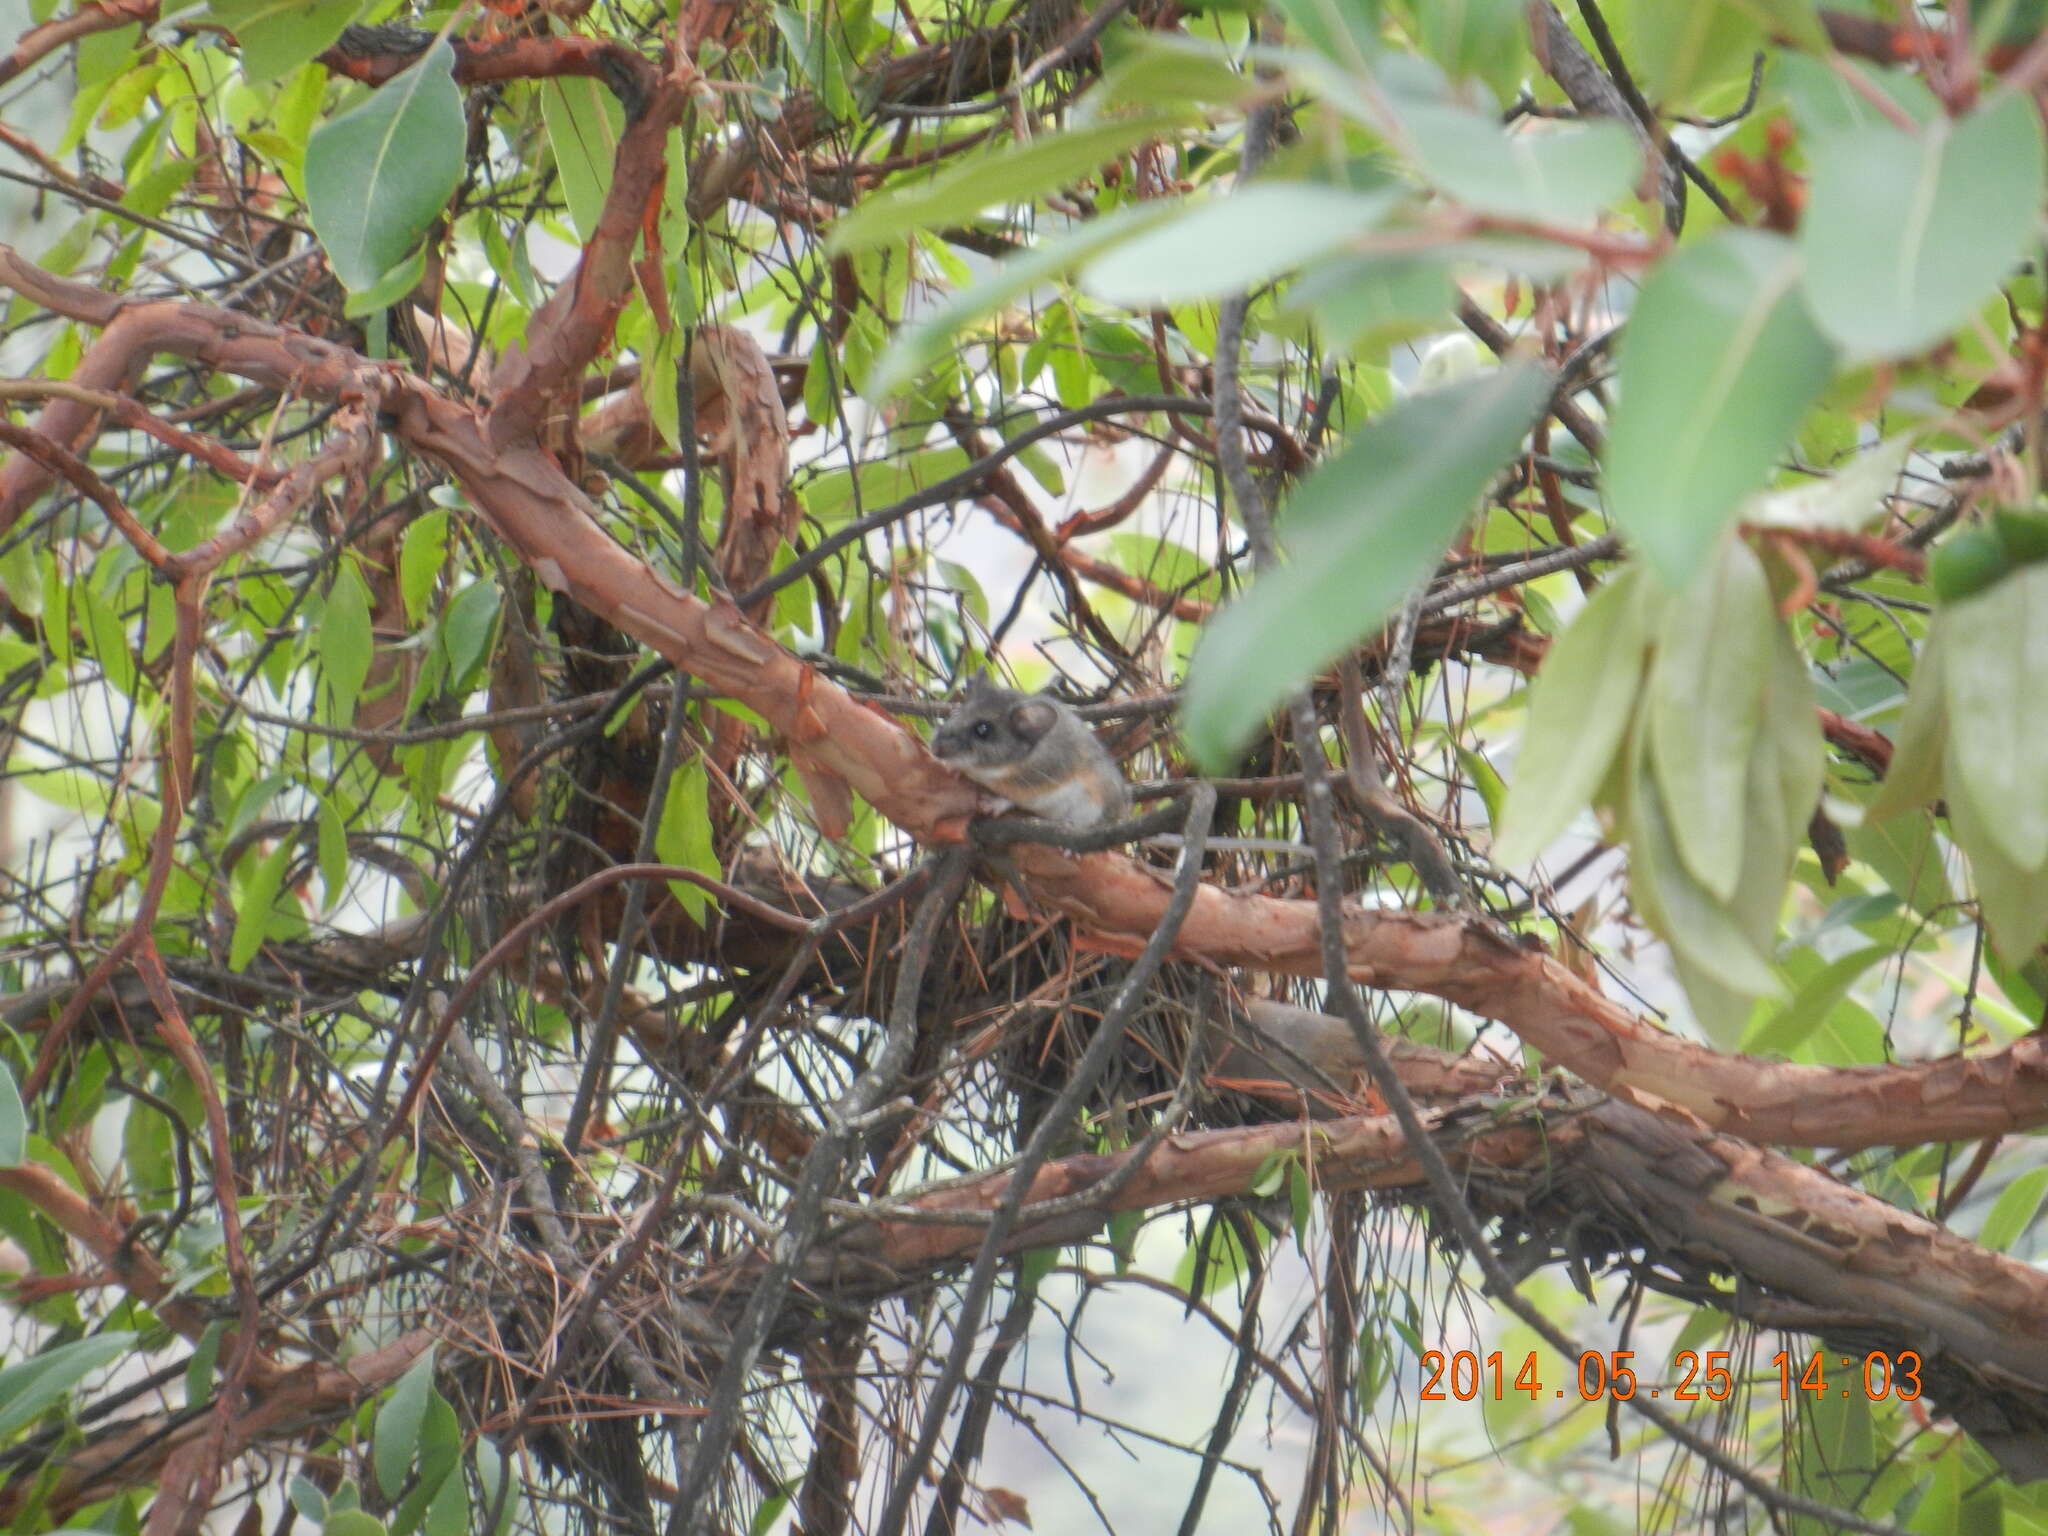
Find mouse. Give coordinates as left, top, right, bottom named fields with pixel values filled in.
left=930, top=675, right=1131, bottom=829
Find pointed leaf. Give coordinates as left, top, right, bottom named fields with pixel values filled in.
left=1939, top=564, right=2048, bottom=869
left=1603, top=230, right=1836, bottom=586
left=1493, top=568, right=1649, bottom=867
left=1944, top=724, right=2048, bottom=964
left=211, top=0, right=364, bottom=85
left=1647, top=540, right=1773, bottom=900
left=1401, top=105, right=1639, bottom=225
left=1624, top=739, right=1782, bottom=1001
left=0, top=1061, right=22, bottom=1166
left=0, top=1333, right=138, bottom=1441
left=1181, top=363, right=1552, bottom=770
left=1082, top=183, right=1395, bottom=306
left=375, top=1347, right=437, bottom=1499
left=305, top=41, right=465, bottom=291
left=827, top=114, right=1183, bottom=254
left=1800, top=91, right=2045, bottom=358
left=868, top=203, right=1174, bottom=398
left=1865, top=630, right=1947, bottom=821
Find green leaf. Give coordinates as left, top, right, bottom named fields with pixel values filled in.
left=1182, top=363, right=1551, bottom=770
left=75, top=579, right=137, bottom=696
left=1602, top=230, right=1836, bottom=587
left=316, top=794, right=350, bottom=910
left=1939, top=564, right=2048, bottom=870
left=1743, top=434, right=1913, bottom=532
left=1633, top=0, right=1810, bottom=108
left=341, top=244, right=429, bottom=318
left=423, top=1459, right=469, bottom=1536
left=656, top=756, right=717, bottom=923
left=827, top=113, right=1183, bottom=253
left=229, top=837, right=298, bottom=972
left=541, top=77, right=624, bottom=243
left=1409, top=0, right=1524, bottom=94
left=320, top=569, right=373, bottom=721
left=0, top=1061, right=23, bottom=1166
left=374, top=1347, right=437, bottom=1500
left=0, top=1333, right=138, bottom=1441
left=399, top=510, right=448, bottom=625
left=323, top=1511, right=389, bottom=1536
left=305, top=40, right=465, bottom=291
left=1745, top=944, right=1887, bottom=1058
left=184, top=1320, right=226, bottom=1407
left=1979, top=1165, right=2048, bottom=1252
left=1865, top=631, right=1947, bottom=822
left=123, top=156, right=199, bottom=219
left=211, top=0, right=364, bottom=84
left=1623, top=736, right=1782, bottom=1003
left=1281, top=252, right=1457, bottom=358
left=1799, top=91, right=2046, bottom=358
left=1943, top=730, right=2048, bottom=964
left=288, top=1475, right=329, bottom=1522
left=436, top=580, right=500, bottom=687
left=1493, top=568, right=1649, bottom=868
left=1647, top=540, right=1773, bottom=901
left=1270, top=0, right=1379, bottom=73
left=474, top=1439, right=519, bottom=1535
left=1400, top=105, right=1639, bottom=225
left=1081, top=183, right=1395, bottom=306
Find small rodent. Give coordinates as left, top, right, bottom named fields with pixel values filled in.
left=931, top=675, right=1131, bottom=828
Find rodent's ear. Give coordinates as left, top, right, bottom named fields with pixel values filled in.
left=1009, top=699, right=1058, bottom=739
left=961, top=673, right=995, bottom=700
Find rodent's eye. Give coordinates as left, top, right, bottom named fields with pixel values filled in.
left=971, top=721, right=994, bottom=740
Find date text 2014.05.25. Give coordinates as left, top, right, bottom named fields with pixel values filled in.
left=1418, top=1348, right=1924, bottom=1403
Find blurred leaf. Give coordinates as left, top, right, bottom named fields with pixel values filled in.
left=437, top=580, right=501, bottom=687
left=1603, top=231, right=1835, bottom=587
left=211, top=0, right=363, bottom=84
left=1633, top=0, right=1810, bottom=108
left=374, top=1347, right=437, bottom=1500
left=320, top=568, right=373, bottom=721
left=1282, top=252, right=1456, bottom=357
left=1082, top=183, right=1395, bottom=305
left=1799, top=91, right=2045, bottom=358
left=1944, top=726, right=2048, bottom=964
left=868, top=204, right=1173, bottom=399
left=828, top=114, right=1182, bottom=253
left=541, top=76, right=625, bottom=244
left=0, top=1333, right=138, bottom=1442
left=1401, top=105, right=1638, bottom=225
left=0, top=1061, right=23, bottom=1166
left=229, top=837, right=297, bottom=971
left=1647, top=540, right=1773, bottom=901
left=1865, top=633, right=1947, bottom=821
left=1745, top=944, right=1886, bottom=1057
left=1271, top=0, right=1380, bottom=73
left=1624, top=736, right=1781, bottom=1004
left=656, top=756, right=717, bottom=923
left=1939, top=564, right=2048, bottom=869
left=399, top=509, right=449, bottom=625
left=306, top=41, right=464, bottom=291
left=1183, top=363, right=1551, bottom=770
left=1742, top=435, right=1912, bottom=532
left=1978, top=1166, right=2048, bottom=1252
left=1406, top=0, right=1524, bottom=95
left=1493, top=568, right=1648, bottom=868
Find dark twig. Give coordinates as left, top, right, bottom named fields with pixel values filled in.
left=871, top=785, right=1217, bottom=1536
left=671, top=849, right=974, bottom=1534
left=1284, top=692, right=1911, bottom=1536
